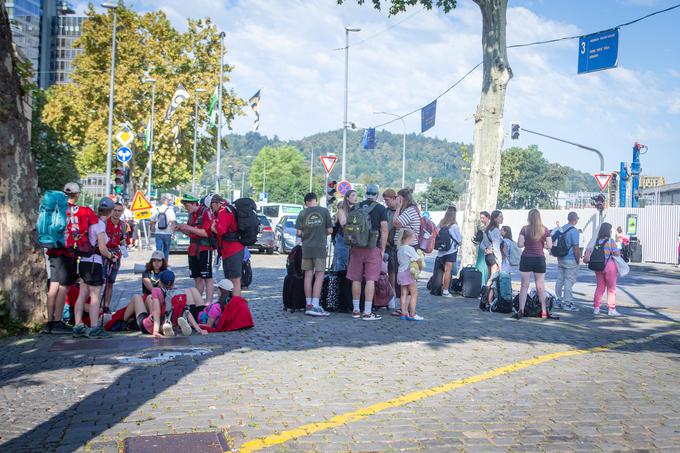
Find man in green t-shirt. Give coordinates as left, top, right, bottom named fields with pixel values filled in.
left=295, top=192, right=333, bottom=317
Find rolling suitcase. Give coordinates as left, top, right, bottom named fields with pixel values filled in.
left=283, top=273, right=306, bottom=312
left=320, top=272, right=341, bottom=312
left=460, top=265, right=482, bottom=299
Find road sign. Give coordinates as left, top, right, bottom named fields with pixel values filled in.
left=259, top=192, right=268, bottom=202
left=337, top=180, right=352, bottom=196
left=626, top=214, right=638, bottom=236
left=319, top=155, right=337, bottom=175
left=115, top=126, right=135, bottom=147
left=578, top=28, right=619, bottom=74
left=134, top=210, right=151, bottom=220
left=115, top=146, right=132, bottom=163
left=130, top=190, right=153, bottom=211
left=594, top=173, right=612, bottom=191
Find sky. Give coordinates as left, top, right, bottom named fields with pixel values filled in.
left=77, top=0, right=680, bottom=182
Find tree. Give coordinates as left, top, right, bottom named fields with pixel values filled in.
left=339, top=0, right=512, bottom=268
left=249, top=145, right=308, bottom=204
left=0, top=5, right=47, bottom=323
left=423, top=178, right=460, bottom=210
left=42, top=3, right=244, bottom=191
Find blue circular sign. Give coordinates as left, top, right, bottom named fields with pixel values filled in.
left=337, top=180, right=352, bottom=196
left=116, top=146, right=133, bottom=163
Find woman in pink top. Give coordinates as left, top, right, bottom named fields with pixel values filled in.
left=515, top=209, right=552, bottom=319
left=584, top=222, right=621, bottom=316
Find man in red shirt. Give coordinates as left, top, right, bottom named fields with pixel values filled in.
left=44, top=182, right=98, bottom=334
left=102, top=202, right=129, bottom=313
left=176, top=193, right=214, bottom=304
left=210, top=194, right=245, bottom=296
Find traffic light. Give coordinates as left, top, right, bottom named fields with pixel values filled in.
left=113, top=168, right=124, bottom=195
left=511, top=123, right=520, bottom=140
left=591, top=193, right=605, bottom=212
left=326, top=180, right=337, bottom=207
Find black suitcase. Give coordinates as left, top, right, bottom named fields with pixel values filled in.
left=460, top=265, right=482, bottom=299
left=283, top=273, right=306, bottom=312
left=320, top=272, right=341, bottom=312
left=427, top=256, right=444, bottom=296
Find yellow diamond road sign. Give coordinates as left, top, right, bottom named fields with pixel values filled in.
left=116, top=127, right=134, bottom=147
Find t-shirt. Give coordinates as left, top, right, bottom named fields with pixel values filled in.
left=106, top=218, right=128, bottom=248
left=187, top=207, right=214, bottom=256
left=520, top=226, right=550, bottom=258
left=295, top=206, right=333, bottom=259
left=198, top=303, right=222, bottom=325
left=48, top=204, right=98, bottom=258
left=558, top=225, right=580, bottom=261
left=397, top=244, right=420, bottom=273
left=80, top=219, right=107, bottom=265
left=152, top=205, right=176, bottom=235
left=480, top=227, right=502, bottom=264
left=215, top=205, right=245, bottom=259
left=355, top=200, right=389, bottom=248
left=142, top=269, right=162, bottom=295
left=437, top=224, right=462, bottom=257
left=395, top=205, right=420, bottom=247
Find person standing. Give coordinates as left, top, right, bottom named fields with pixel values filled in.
left=437, top=206, right=462, bottom=297
left=475, top=211, right=491, bottom=285
left=382, top=188, right=399, bottom=310
left=514, top=209, right=552, bottom=320
left=295, top=192, right=333, bottom=316
left=176, top=194, right=214, bottom=305
left=480, top=210, right=503, bottom=289
left=554, top=212, right=580, bottom=312
left=584, top=222, right=622, bottom=316
left=392, top=188, right=421, bottom=249
left=500, top=226, right=515, bottom=274
left=43, top=182, right=98, bottom=334
left=211, top=194, right=245, bottom=296
left=102, top=202, right=129, bottom=313
left=334, top=189, right=357, bottom=272
left=150, top=195, right=176, bottom=261
left=347, top=184, right=388, bottom=321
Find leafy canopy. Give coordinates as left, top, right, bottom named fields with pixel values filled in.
left=249, top=145, right=308, bottom=204
left=338, top=0, right=457, bottom=15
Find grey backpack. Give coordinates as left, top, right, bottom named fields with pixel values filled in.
left=344, top=203, right=378, bottom=248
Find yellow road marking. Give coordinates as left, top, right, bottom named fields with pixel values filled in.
left=236, top=330, right=678, bottom=453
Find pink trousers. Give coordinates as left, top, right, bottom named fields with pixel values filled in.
left=594, top=259, right=617, bottom=309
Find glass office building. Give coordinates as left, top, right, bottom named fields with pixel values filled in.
left=5, top=0, right=42, bottom=80
left=49, top=14, right=84, bottom=85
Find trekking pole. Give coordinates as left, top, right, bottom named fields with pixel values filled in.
left=99, top=257, right=115, bottom=329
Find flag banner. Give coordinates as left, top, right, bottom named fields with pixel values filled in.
left=362, top=128, right=376, bottom=149
left=208, top=86, right=219, bottom=128
left=144, top=116, right=151, bottom=150
left=163, top=83, right=190, bottom=123
left=249, top=89, right=261, bottom=131
left=172, top=121, right=182, bottom=149
left=421, top=100, right=436, bottom=133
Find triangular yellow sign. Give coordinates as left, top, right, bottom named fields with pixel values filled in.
left=130, top=190, right=153, bottom=211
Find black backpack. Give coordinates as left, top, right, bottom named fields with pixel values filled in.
left=435, top=227, right=453, bottom=251
left=223, top=198, right=259, bottom=246
left=588, top=239, right=608, bottom=271
left=550, top=226, right=574, bottom=257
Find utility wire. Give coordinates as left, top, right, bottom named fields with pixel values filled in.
left=371, top=1, right=680, bottom=129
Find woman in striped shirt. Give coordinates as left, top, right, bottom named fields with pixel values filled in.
left=392, top=188, right=421, bottom=248
left=584, top=222, right=621, bottom=316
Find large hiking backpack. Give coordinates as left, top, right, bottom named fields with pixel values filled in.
left=419, top=216, right=439, bottom=253
left=344, top=203, right=378, bottom=247
left=588, top=239, right=608, bottom=271
left=228, top=198, right=259, bottom=246
left=286, top=245, right=303, bottom=276
left=434, top=227, right=453, bottom=252
left=550, top=226, right=575, bottom=257
left=507, top=240, right=521, bottom=266
left=37, top=191, right=68, bottom=249
left=490, top=271, right=513, bottom=313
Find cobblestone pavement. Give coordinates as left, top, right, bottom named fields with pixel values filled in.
left=1, top=250, right=679, bottom=452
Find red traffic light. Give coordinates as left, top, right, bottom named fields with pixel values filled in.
left=328, top=180, right=337, bottom=188
left=114, top=168, right=124, bottom=177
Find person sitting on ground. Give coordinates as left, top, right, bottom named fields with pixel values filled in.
left=142, top=250, right=168, bottom=295
left=397, top=229, right=424, bottom=321
left=193, top=279, right=234, bottom=330
left=123, top=270, right=176, bottom=337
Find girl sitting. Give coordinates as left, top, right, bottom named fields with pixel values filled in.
left=142, top=250, right=167, bottom=295
left=397, top=229, right=424, bottom=321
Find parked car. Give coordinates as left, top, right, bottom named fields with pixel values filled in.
left=169, top=211, right=189, bottom=253
left=253, top=215, right=275, bottom=254
left=274, top=215, right=298, bottom=254
left=260, top=203, right=303, bottom=229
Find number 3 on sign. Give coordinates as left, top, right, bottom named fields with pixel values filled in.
left=581, top=42, right=586, bottom=54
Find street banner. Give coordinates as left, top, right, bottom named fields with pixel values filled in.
left=249, top=90, right=261, bottom=131
left=421, top=100, right=436, bottom=133
left=163, top=83, right=189, bottom=123
left=208, top=86, right=219, bottom=128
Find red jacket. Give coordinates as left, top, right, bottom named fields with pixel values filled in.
left=48, top=204, right=98, bottom=257
left=106, top=218, right=129, bottom=248
left=187, top=207, right=214, bottom=256
left=215, top=204, right=245, bottom=259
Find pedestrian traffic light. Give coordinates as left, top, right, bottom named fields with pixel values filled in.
left=591, top=193, right=605, bottom=212
left=114, top=168, right=124, bottom=195
left=326, top=180, right=337, bottom=206
left=511, top=123, right=520, bottom=140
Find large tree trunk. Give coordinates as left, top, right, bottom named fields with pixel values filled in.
left=460, top=0, right=512, bottom=268
left=0, top=4, right=48, bottom=323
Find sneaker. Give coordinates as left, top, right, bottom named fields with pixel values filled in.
left=87, top=326, right=111, bottom=338
left=352, top=310, right=361, bottom=319
left=162, top=321, right=175, bottom=337
left=41, top=322, right=53, bottom=335
left=72, top=324, right=89, bottom=338
left=305, top=306, right=330, bottom=317
left=562, top=302, right=579, bottom=312
left=50, top=321, right=73, bottom=334
left=362, top=313, right=381, bottom=321
left=593, top=307, right=601, bottom=315
left=555, top=300, right=564, bottom=309
left=442, top=290, right=452, bottom=298
left=177, top=317, right=192, bottom=336
left=399, top=314, right=409, bottom=320
left=511, top=312, right=523, bottom=320
left=407, top=314, right=424, bottom=321
left=608, top=309, right=622, bottom=317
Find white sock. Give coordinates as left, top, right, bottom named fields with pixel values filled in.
left=352, top=300, right=360, bottom=312
left=306, top=297, right=312, bottom=306
left=312, top=297, right=319, bottom=308
left=364, top=301, right=373, bottom=315
left=443, top=289, right=450, bottom=295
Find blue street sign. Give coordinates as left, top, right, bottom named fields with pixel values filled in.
left=421, top=100, right=437, bottom=133
left=259, top=192, right=268, bottom=202
left=578, top=28, right=619, bottom=74
left=116, top=146, right=133, bottom=163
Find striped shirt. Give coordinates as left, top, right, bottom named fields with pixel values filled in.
left=396, top=205, right=421, bottom=246
left=599, top=238, right=618, bottom=257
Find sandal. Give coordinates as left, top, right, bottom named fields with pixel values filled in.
left=541, top=311, right=548, bottom=319
left=391, top=309, right=402, bottom=317
left=352, top=310, right=361, bottom=319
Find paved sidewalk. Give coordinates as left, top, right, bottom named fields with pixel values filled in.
left=1, top=252, right=678, bottom=452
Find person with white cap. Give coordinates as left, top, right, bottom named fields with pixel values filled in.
left=43, top=182, right=98, bottom=335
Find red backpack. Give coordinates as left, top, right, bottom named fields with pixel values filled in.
left=418, top=215, right=439, bottom=254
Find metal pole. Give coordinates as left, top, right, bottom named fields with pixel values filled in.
left=147, top=81, right=155, bottom=197
left=216, top=32, right=225, bottom=193
left=341, top=29, right=348, bottom=181
left=104, top=6, right=118, bottom=195
left=521, top=128, right=604, bottom=172
left=192, top=90, right=199, bottom=193
left=262, top=160, right=266, bottom=195
left=309, top=146, right=314, bottom=192
left=241, top=171, right=245, bottom=197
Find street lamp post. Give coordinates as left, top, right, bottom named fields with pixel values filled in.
left=143, top=77, right=156, bottom=197
left=309, top=145, right=314, bottom=192
left=262, top=160, right=266, bottom=197
left=241, top=154, right=252, bottom=196
left=192, top=88, right=206, bottom=193
left=215, top=31, right=225, bottom=193
left=341, top=26, right=360, bottom=181
left=102, top=2, right=118, bottom=195
left=375, top=111, right=407, bottom=188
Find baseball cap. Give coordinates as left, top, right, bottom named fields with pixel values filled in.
left=181, top=193, right=200, bottom=203
left=366, top=184, right=379, bottom=199
left=158, top=270, right=175, bottom=286
left=215, top=279, right=234, bottom=291
left=382, top=188, right=397, bottom=199
left=151, top=250, right=165, bottom=261
left=98, top=197, right=115, bottom=210
left=63, top=182, right=80, bottom=194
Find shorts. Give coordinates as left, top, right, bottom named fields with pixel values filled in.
left=79, top=260, right=104, bottom=286
left=397, top=269, right=416, bottom=286
left=103, top=258, right=121, bottom=284
left=519, top=255, right=546, bottom=274
left=136, top=312, right=152, bottom=334
left=347, top=247, right=382, bottom=282
left=189, top=250, right=213, bottom=279
left=222, top=249, right=244, bottom=279
left=440, top=251, right=458, bottom=264
left=49, top=254, right=78, bottom=286
left=484, top=253, right=497, bottom=267
left=302, top=257, right=326, bottom=272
